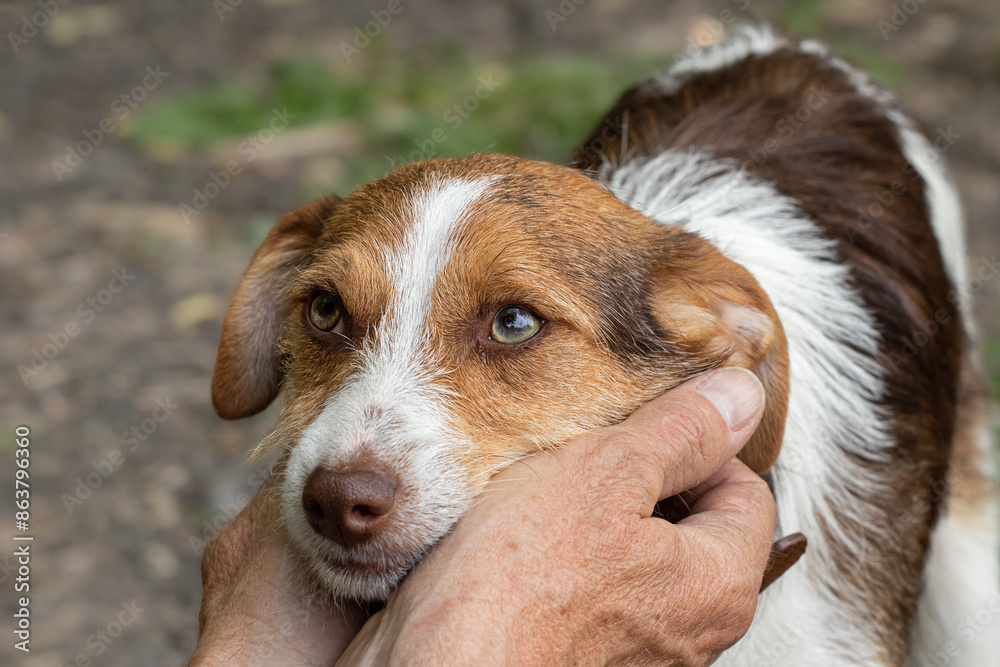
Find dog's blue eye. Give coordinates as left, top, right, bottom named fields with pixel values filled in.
left=308, top=293, right=344, bottom=333
left=490, top=306, right=542, bottom=344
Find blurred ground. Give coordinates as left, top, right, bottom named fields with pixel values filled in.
left=1, top=0, right=998, bottom=664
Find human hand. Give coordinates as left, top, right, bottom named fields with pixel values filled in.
left=337, top=367, right=781, bottom=666
left=192, top=367, right=793, bottom=666
left=189, top=475, right=370, bottom=666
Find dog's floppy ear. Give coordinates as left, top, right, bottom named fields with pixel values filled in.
left=651, top=231, right=789, bottom=473
left=212, top=197, right=339, bottom=420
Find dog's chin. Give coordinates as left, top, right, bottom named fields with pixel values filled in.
left=299, top=545, right=421, bottom=602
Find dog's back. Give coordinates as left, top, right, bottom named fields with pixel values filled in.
left=572, top=25, right=999, bottom=666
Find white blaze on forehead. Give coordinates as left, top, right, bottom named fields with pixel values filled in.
left=386, top=177, right=493, bottom=355
left=295, top=175, right=493, bottom=465
left=357, top=176, right=494, bottom=405
left=282, top=177, right=493, bottom=595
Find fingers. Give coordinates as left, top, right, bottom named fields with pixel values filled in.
left=590, top=368, right=766, bottom=504
left=199, top=472, right=283, bottom=606
left=675, top=457, right=777, bottom=574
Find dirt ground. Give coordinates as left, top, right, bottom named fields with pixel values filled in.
left=1, top=1, right=998, bottom=665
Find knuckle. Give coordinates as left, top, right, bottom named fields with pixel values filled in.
left=590, top=431, right=658, bottom=481
left=741, top=475, right=778, bottom=532
left=731, top=597, right=759, bottom=631
left=199, top=507, right=252, bottom=589
left=721, top=570, right=760, bottom=620
left=705, top=549, right=760, bottom=611
left=579, top=431, right=661, bottom=509
left=689, top=557, right=759, bottom=654
left=738, top=473, right=773, bottom=510
left=660, top=403, right=712, bottom=462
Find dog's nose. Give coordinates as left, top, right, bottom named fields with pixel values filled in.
left=301, top=468, right=397, bottom=548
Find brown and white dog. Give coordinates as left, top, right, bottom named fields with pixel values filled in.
left=211, top=26, right=999, bottom=665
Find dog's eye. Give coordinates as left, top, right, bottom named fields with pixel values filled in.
left=308, top=293, right=345, bottom=333
left=490, top=305, right=542, bottom=344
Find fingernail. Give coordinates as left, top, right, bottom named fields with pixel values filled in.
left=696, top=368, right=764, bottom=431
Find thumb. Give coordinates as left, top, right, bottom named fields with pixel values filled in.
left=594, top=367, right=766, bottom=502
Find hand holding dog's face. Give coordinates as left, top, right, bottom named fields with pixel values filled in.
left=195, top=370, right=780, bottom=665
left=211, top=154, right=789, bottom=600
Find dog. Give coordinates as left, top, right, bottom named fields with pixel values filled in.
left=210, top=25, right=999, bottom=665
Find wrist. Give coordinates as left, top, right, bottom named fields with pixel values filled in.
left=392, top=582, right=517, bottom=662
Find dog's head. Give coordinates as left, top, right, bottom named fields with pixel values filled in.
left=212, top=153, right=788, bottom=600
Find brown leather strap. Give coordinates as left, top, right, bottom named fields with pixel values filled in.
left=760, top=532, right=807, bottom=592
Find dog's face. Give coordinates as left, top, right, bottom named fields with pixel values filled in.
left=212, top=154, right=788, bottom=600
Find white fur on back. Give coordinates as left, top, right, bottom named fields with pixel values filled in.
left=909, top=459, right=1000, bottom=666
left=620, top=28, right=996, bottom=664
left=796, top=38, right=968, bottom=305
left=602, top=150, right=894, bottom=664
left=643, top=23, right=785, bottom=95
left=646, top=25, right=968, bottom=298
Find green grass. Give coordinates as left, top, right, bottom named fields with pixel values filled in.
left=775, top=0, right=908, bottom=89
left=827, top=34, right=908, bottom=90
left=778, top=0, right=834, bottom=35
left=125, top=20, right=914, bottom=196
left=125, top=45, right=659, bottom=195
